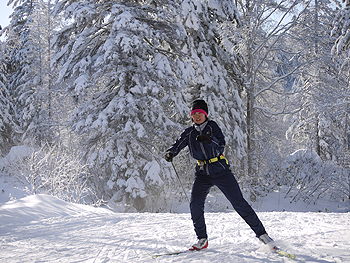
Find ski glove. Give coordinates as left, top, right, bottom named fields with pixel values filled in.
left=165, top=151, right=174, bottom=162
left=196, top=135, right=211, bottom=144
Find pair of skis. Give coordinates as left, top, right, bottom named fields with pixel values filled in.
left=149, top=246, right=296, bottom=260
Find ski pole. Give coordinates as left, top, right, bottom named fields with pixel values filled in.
left=171, top=161, right=190, bottom=203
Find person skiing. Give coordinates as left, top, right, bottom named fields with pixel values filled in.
left=165, top=99, right=274, bottom=251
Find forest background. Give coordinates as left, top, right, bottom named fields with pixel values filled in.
left=1, top=0, right=350, bottom=213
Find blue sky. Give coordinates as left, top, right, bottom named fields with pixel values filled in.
left=0, top=1, right=13, bottom=29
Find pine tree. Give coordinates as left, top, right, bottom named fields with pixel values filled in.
left=179, top=0, right=246, bottom=171
left=52, top=0, right=190, bottom=211
left=52, top=0, right=249, bottom=211
left=0, top=42, right=19, bottom=155
left=4, top=0, right=57, bottom=146
left=29, top=0, right=60, bottom=144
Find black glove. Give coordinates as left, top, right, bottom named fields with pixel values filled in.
left=165, top=151, right=174, bottom=162
left=196, top=135, right=211, bottom=144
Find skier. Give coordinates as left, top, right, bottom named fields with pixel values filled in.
left=165, top=99, right=274, bottom=251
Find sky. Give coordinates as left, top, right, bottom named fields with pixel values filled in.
left=0, top=1, right=13, bottom=29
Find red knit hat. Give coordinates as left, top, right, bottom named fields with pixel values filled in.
left=191, top=99, right=208, bottom=117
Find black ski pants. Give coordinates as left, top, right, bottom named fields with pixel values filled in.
left=190, top=169, right=266, bottom=239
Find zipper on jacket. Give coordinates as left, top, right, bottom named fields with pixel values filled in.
left=198, top=126, right=210, bottom=175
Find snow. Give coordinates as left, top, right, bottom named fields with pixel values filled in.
left=144, top=160, right=164, bottom=186
left=0, top=146, right=33, bottom=168
left=0, top=192, right=350, bottom=262
left=1, top=147, right=350, bottom=262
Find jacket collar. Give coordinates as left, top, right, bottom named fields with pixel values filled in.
left=193, top=119, right=208, bottom=132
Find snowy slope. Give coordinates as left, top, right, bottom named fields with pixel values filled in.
left=1, top=194, right=350, bottom=262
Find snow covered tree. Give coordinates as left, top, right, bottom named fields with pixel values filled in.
left=3, top=0, right=59, bottom=147
left=287, top=0, right=347, bottom=163
left=28, top=0, right=62, bottom=143
left=52, top=0, right=190, bottom=211
left=272, top=0, right=350, bottom=206
left=28, top=143, right=92, bottom=204
left=0, top=42, right=20, bottom=156
left=332, top=0, right=350, bottom=77
left=280, top=149, right=337, bottom=205
left=179, top=0, right=246, bottom=173
left=0, top=143, right=92, bottom=204
left=330, top=1, right=350, bottom=163
left=52, top=0, right=248, bottom=211
left=226, top=0, right=308, bottom=199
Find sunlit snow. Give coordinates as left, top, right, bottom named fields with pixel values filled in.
left=1, top=193, right=350, bottom=262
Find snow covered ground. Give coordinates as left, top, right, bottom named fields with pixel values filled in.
left=1, top=192, right=350, bottom=263
left=1, top=144, right=349, bottom=263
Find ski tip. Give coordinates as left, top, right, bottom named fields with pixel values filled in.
left=277, top=250, right=297, bottom=260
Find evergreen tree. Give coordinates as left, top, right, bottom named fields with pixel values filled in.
left=52, top=0, right=247, bottom=211
left=29, top=0, right=61, bottom=144
left=52, top=0, right=190, bottom=211
left=3, top=0, right=59, bottom=147
left=180, top=0, right=246, bottom=172
left=0, top=42, right=19, bottom=155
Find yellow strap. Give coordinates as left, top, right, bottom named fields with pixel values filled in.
left=197, top=155, right=228, bottom=165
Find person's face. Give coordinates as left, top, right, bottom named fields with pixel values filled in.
left=192, top=112, right=206, bottom=125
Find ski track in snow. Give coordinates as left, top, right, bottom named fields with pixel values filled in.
left=0, top=195, right=350, bottom=262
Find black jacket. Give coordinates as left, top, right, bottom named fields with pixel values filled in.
left=167, top=120, right=230, bottom=175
